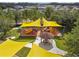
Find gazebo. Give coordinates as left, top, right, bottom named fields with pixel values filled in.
left=20, top=18, right=62, bottom=37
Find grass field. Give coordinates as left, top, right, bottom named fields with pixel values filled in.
left=16, top=47, right=31, bottom=57
left=55, top=39, right=67, bottom=51
left=14, top=37, right=35, bottom=42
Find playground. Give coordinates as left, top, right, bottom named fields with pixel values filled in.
left=0, top=18, right=67, bottom=57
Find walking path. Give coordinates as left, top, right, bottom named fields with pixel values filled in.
left=25, top=37, right=67, bottom=56
left=48, top=40, right=67, bottom=55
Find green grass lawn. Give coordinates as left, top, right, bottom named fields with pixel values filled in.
left=55, top=39, right=67, bottom=51
left=14, top=37, right=35, bottom=43
left=15, top=47, right=31, bottom=57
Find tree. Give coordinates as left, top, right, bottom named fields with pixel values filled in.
left=13, top=9, right=21, bottom=25
left=64, top=17, right=79, bottom=56
left=51, top=10, right=77, bottom=33
left=44, top=7, right=53, bottom=20
left=0, top=7, right=14, bottom=40
left=22, top=7, right=42, bottom=21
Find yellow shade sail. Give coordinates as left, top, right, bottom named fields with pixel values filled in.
left=0, top=39, right=28, bottom=57
left=20, top=18, right=41, bottom=27
left=43, top=18, right=61, bottom=27
left=20, top=18, right=62, bottom=27
left=27, top=44, right=61, bottom=57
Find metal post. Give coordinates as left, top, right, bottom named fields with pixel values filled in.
left=40, top=17, right=43, bottom=42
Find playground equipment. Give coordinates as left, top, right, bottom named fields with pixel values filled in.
left=0, top=18, right=65, bottom=57
left=20, top=18, right=62, bottom=37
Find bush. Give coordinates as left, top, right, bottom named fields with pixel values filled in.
left=0, top=32, right=4, bottom=39
left=7, top=29, right=20, bottom=39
